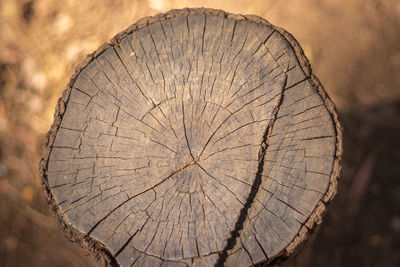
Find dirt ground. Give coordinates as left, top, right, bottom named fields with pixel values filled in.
left=0, top=0, right=399, bottom=266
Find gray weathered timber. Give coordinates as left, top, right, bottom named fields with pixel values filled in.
left=40, top=8, right=342, bottom=267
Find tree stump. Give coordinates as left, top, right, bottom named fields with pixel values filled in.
left=40, top=8, right=342, bottom=267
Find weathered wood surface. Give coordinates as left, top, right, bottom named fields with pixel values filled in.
left=40, top=8, right=342, bottom=267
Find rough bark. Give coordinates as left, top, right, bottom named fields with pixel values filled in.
left=39, top=8, right=342, bottom=267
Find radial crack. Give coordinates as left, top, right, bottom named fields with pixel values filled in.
left=215, top=74, right=286, bottom=266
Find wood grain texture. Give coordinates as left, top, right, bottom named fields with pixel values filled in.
left=39, top=8, right=342, bottom=267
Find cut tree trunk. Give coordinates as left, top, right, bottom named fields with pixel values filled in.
left=40, top=8, right=342, bottom=267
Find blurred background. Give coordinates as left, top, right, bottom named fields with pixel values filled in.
left=0, top=0, right=399, bottom=266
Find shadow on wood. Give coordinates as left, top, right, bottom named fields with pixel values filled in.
left=284, top=101, right=400, bottom=267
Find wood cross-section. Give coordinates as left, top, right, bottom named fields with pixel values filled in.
left=40, top=8, right=342, bottom=267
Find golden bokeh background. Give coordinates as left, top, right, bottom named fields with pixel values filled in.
left=0, top=0, right=399, bottom=266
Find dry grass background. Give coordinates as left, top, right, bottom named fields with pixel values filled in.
left=0, top=0, right=399, bottom=266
